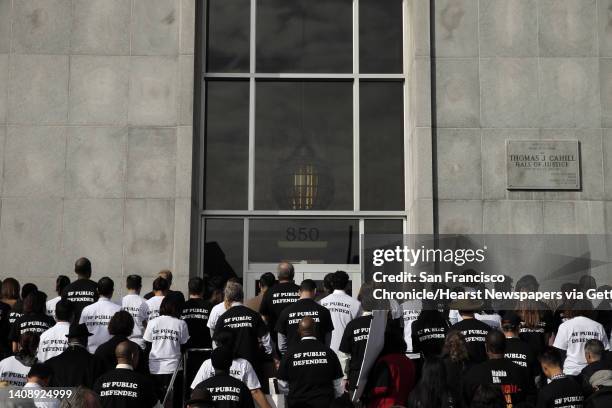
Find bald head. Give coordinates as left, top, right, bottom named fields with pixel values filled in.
left=298, top=316, right=317, bottom=338
left=115, top=341, right=139, bottom=366
left=277, top=262, right=294, bottom=281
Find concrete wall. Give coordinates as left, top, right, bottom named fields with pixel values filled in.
left=432, top=0, right=612, bottom=235
left=0, top=0, right=196, bottom=297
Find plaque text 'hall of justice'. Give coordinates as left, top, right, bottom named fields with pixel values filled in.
left=506, top=140, right=581, bottom=190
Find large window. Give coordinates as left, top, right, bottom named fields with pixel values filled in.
left=200, top=0, right=407, bottom=288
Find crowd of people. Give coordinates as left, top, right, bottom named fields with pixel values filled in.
left=2, top=259, right=612, bottom=408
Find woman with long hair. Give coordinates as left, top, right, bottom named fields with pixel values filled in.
left=441, top=330, right=470, bottom=407
left=408, top=357, right=454, bottom=408
left=0, top=333, right=40, bottom=386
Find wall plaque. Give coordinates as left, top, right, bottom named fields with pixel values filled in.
left=506, top=140, right=580, bottom=190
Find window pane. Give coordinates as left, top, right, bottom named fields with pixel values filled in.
left=360, top=81, right=404, bottom=210
left=249, top=219, right=359, bottom=264
left=205, top=81, right=249, bottom=209
left=363, top=220, right=404, bottom=282
left=256, top=0, right=352, bottom=73
left=204, top=218, right=244, bottom=280
left=360, top=0, right=403, bottom=73
left=207, top=0, right=250, bottom=72
left=255, top=81, right=353, bottom=210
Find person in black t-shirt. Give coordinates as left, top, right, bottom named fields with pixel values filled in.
left=46, top=323, right=99, bottom=388
left=411, top=307, right=450, bottom=359
left=277, top=317, right=344, bottom=408
left=182, top=277, right=212, bottom=349
left=195, top=346, right=255, bottom=408
left=581, top=339, right=611, bottom=397
left=275, top=279, right=333, bottom=354
left=463, top=330, right=535, bottom=408
left=214, top=282, right=272, bottom=382
left=449, top=299, right=492, bottom=364
left=94, top=340, right=157, bottom=408
left=584, top=370, right=612, bottom=408
left=501, top=311, right=538, bottom=381
left=61, top=257, right=99, bottom=320
left=537, top=347, right=584, bottom=408
left=259, top=262, right=300, bottom=338
left=9, top=291, right=55, bottom=352
left=94, top=310, right=148, bottom=375
left=186, top=387, right=217, bottom=408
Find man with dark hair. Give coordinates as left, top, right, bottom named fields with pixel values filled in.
left=23, top=363, right=56, bottom=408
left=146, top=277, right=169, bottom=320
left=275, top=279, right=333, bottom=353
left=186, top=388, right=216, bottom=408
left=46, top=323, right=99, bottom=388
left=191, top=328, right=270, bottom=408
left=260, top=262, right=300, bottom=343
left=537, top=347, right=584, bottom=408
left=47, top=275, right=70, bottom=318
left=194, top=347, right=255, bottom=408
left=277, top=317, right=344, bottom=408
left=121, top=274, right=149, bottom=349
left=339, top=283, right=375, bottom=391
left=143, top=270, right=186, bottom=304
left=9, top=292, right=55, bottom=351
left=37, top=299, right=73, bottom=362
left=93, top=341, right=157, bottom=408
left=214, top=282, right=272, bottom=387
left=182, top=277, right=213, bottom=349
left=581, top=339, right=611, bottom=396
left=320, top=271, right=361, bottom=352
left=61, top=257, right=99, bottom=321
left=245, top=272, right=276, bottom=313
left=501, top=311, right=538, bottom=380
left=79, top=277, right=121, bottom=353
left=449, top=299, right=492, bottom=364
left=95, top=310, right=148, bottom=375
left=463, top=330, right=535, bottom=408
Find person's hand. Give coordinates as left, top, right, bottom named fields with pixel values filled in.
left=273, top=358, right=280, bottom=371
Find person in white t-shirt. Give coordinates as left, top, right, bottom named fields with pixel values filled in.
left=0, top=332, right=39, bottom=387
left=191, top=328, right=271, bottom=408
left=37, top=300, right=73, bottom=362
left=146, top=277, right=169, bottom=321
left=553, top=301, right=610, bottom=375
left=79, top=277, right=121, bottom=353
left=320, top=271, right=362, bottom=352
left=121, top=274, right=149, bottom=349
left=143, top=295, right=189, bottom=405
left=46, top=275, right=70, bottom=319
left=207, top=279, right=242, bottom=339
left=400, top=299, right=422, bottom=355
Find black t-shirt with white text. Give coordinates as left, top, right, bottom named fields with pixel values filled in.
left=196, top=373, right=255, bottom=408
left=411, top=311, right=449, bottom=358
left=277, top=338, right=343, bottom=408
left=463, top=358, right=535, bottom=408
left=504, top=337, right=538, bottom=379
left=275, top=298, right=333, bottom=350
left=536, top=375, right=584, bottom=408
left=61, top=278, right=99, bottom=319
left=181, top=298, right=212, bottom=349
left=9, top=313, right=55, bottom=342
left=259, top=282, right=300, bottom=330
left=93, top=368, right=157, bottom=408
left=215, top=305, right=270, bottom=368
left=520, top=310, right=554, bottom=357
left=450, top=318, right=492, bottom=364
left=339, top=314, right=372, bottom=388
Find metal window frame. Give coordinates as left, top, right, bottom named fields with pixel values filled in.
left=197, top=0, right=410, bottom=284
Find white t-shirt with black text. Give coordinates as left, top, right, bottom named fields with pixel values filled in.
left=191, top=357, right=260, bottom=390
left=143, top=315, right=189, bottom=374
left=553, top=315, right=610, bottom=375
left=0, top=356, right=29, bottom=386
left=122, top=294, right=149, bottom=349
left=207, top=302, right=227, bottom=330
left=400, top=300, right=422, bottom=353
left=79, top=297, right=121, bottom=353
left=37, top=321, right=70, bottom=362
left=46, top=296, right=61, bottom=319
left=145, top=296, right=164, bottom=321
left=320, top=290, right=362, bottom=352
